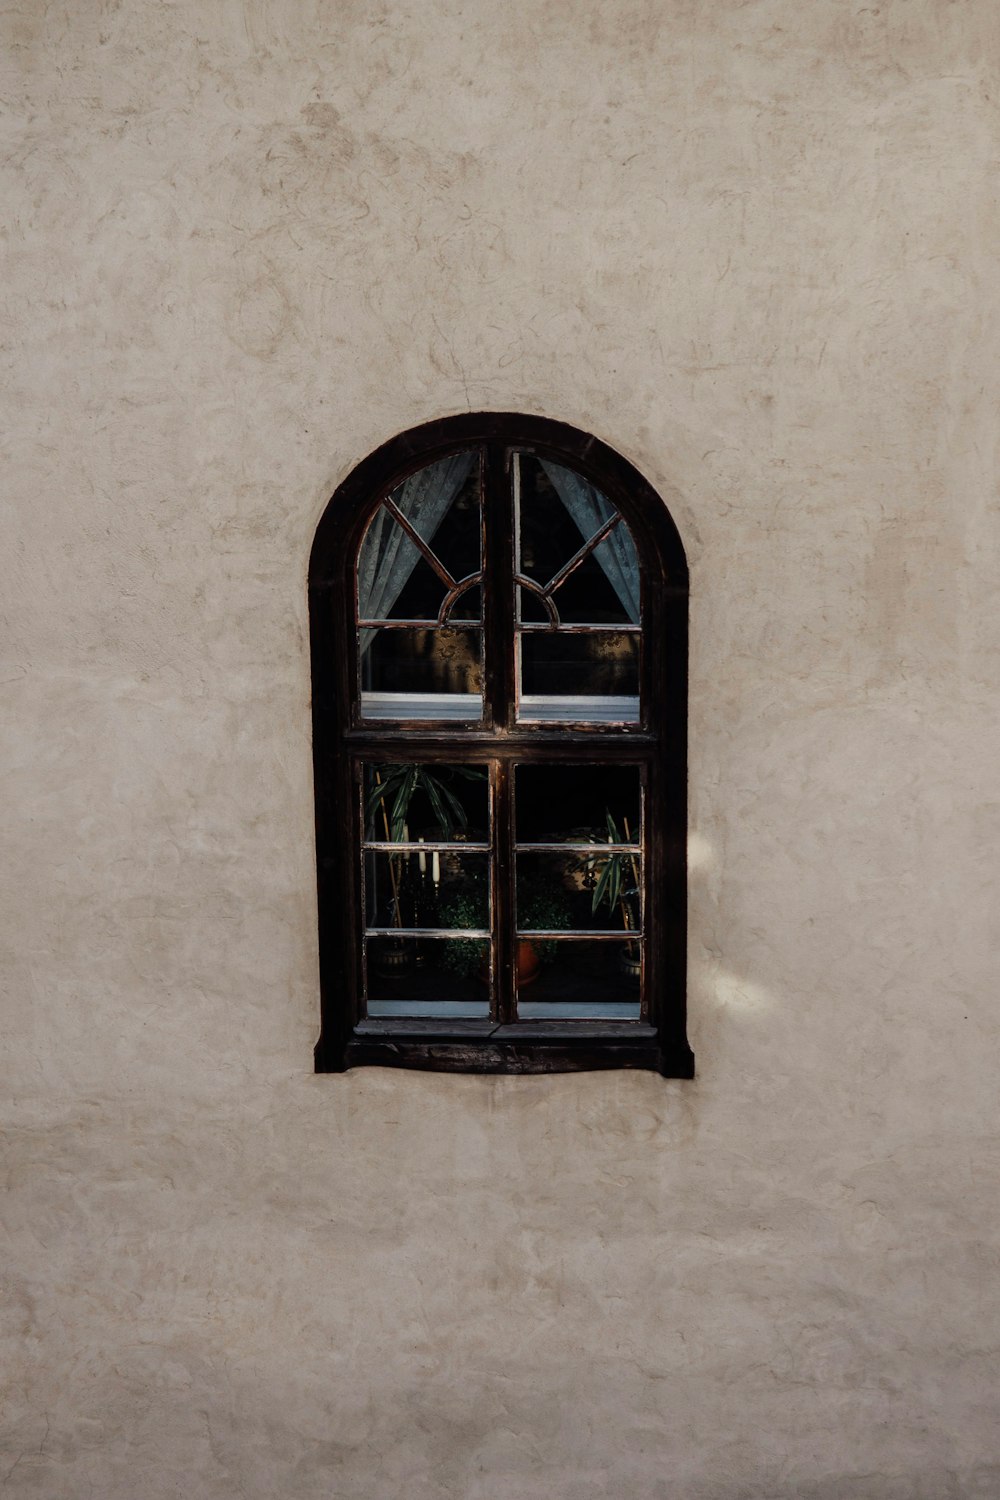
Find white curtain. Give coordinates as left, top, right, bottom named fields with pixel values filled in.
left=358, top=452, right=475, bottom=656
left=539, top=460, right=640, bottom=623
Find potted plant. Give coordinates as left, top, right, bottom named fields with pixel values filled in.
left=586, top=810, right=641, bottom=980
left=365, top=763, right=485, bottom=845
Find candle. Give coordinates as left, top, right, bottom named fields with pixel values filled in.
left=418, top=837, right=426, bottom=876
left=431, top=852, right=440, bottom=887
left=402, top=821, right=410, bottom=864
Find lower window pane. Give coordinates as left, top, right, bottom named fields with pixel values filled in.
left=365, top=936, right=491, bottom=1018
left=363, top=852, right=489, bottom=932
left=515, top=763, right=642, bottom=845
left=515, top=937, right=641, bottom=1020
left=516, top=852, right=642, bottom=937
left=362, top=762, right=490, bottom=845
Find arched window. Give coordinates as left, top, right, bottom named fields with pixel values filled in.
left=310, top=414, right=693, bottom=1076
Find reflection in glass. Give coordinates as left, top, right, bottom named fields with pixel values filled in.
left=365, top=935, right=490, bottom=1019
left=519, top=632, right=639, bottom=722
left=515, top=937, right=641, bottom=1020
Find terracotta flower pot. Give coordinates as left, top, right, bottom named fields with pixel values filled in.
left=517, top=939, right=541, bottom=986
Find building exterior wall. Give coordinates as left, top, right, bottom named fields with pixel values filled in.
left=3, top=2, right=998, bottom=1495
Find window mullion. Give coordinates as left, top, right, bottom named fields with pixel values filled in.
left=482, top=442, right=515, bottom=731
left=482, top=442, right=517, bottom=1023
left=491, top=759, right=516, bottom=1023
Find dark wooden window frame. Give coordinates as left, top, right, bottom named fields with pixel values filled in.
left=310, top=413, right=693, bottom=1076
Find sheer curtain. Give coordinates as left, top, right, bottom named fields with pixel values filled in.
left=539, top=459, right=640, bottom=623
left=358, top=452, right=475, bottom=656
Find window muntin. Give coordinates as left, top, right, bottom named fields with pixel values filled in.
left=360, top=760, right=491, bottom=1019
left=514, top=455, right=640, bottom=627
left=357, top=451, right=484, bottom=723
left=311, top=414, right=691, bottom=1076
left=513, top=761, right=643, bottom=1021
left=514, top=453, right=641, bottom=725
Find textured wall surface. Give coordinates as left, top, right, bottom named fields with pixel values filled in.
left=3, top=2, right=999, bottom=1496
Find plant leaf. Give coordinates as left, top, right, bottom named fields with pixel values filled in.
left=389, top=765, right=417, bottom=841
left=365, top=768, right=404, bottom=837
left=420, top=772, right=451, bottom=836
left=608, top=857, right=622, bottom=914
left=592, top=858, right=613, bottom=914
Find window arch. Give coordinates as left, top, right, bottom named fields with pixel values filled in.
left=310, top=414, right=692, bottom=1076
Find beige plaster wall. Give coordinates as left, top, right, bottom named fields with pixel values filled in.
left=3, top=2, right=999, bottom=1495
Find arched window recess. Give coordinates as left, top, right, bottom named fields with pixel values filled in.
left=310, top=413, right=692, bottom=1076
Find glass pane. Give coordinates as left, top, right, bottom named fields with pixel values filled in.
left=516, top=852, right=642, bottom=938
left=361, top=531, right=446, bottom=621
left=518, top=632, right=639, bottom=722
left=362, top=762, right=490, bottom=844
left=515, top=454, right=640, bottom=625
left=360, top=626, right=483, bottom=721
left=515, top=937, right=641, bottom=1020
left=365, top=935, right=491, bottom=1019
left=363, top=852, right=489, bottom=932
left=415, top=459, right=481, bottom=584
left=357, top=451, right=479, bottom=624
left=515, top=763, right=641, bottom=845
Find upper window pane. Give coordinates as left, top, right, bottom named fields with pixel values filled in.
left=357, top=451, right=482, bottom=721
left=360, top=626, right=483, bottom=721
left=514, top=454, right=642, bottom=724
left=357, top=452, right=480, bottom=624
left=515, top=455, right=640, bottom=626
left=519, top=632, right=639, bottom=723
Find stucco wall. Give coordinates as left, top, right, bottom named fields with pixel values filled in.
left=3, top=2, right=999, bottom=1495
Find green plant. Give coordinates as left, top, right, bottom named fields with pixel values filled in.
left=438, top=870, right=571, bottom=976
left=438, top=883, right=490, bottom=977
left=366, top=763, right=485, bottom=928
left=588, top=811, right=641, bottom=940
left=365, top=763, right=485, bottom=842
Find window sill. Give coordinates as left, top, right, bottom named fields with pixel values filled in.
left=316, top=1020, right=694, bottom=1077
